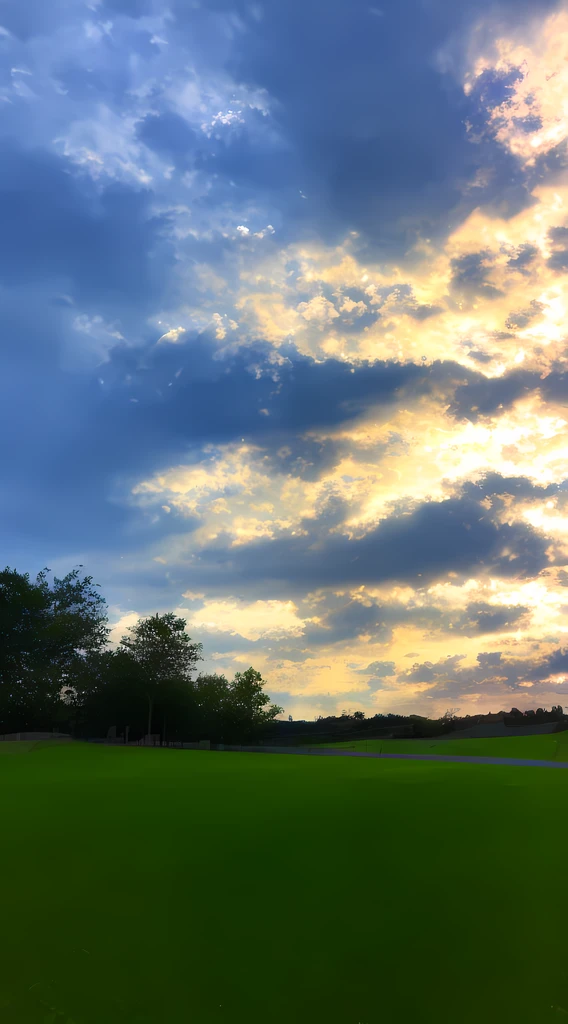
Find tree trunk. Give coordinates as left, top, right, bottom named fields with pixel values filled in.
left=147, top=695, right=153, bottom=740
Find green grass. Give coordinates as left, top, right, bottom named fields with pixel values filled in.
left=0, top=741, right=38, bottom=755
left=1, top=741, right=568, bottom=1024
left=314, top=730, right=568, bottom=761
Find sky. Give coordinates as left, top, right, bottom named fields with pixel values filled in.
left=2, top=0, right=568, bottom=721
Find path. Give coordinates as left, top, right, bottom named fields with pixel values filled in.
left=298, top=749, right=568, bottom=768
left=86, top=739, right=568, bottom=767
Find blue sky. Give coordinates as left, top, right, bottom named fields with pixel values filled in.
left=2, top=0, right=568, bottom=720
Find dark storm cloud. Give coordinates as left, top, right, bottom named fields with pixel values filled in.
left=477, top=652, right=503, bottom=668
left=360, top=661, right=397, bottom=678
left=547, top=225, right=568, bottom=271
left=540, top=370, right=568, bottom=406
left=118, top=343, right=428, bottom=438
left=2, top=266, right=556, bottom=562
left=505, top=300, right=544, bottom=331
left=119, top=0, right=558, bottom=259
left=179, top=494, right=550, bottom=591
left=450, top=602, right=529, bottom=636
left=302, top=601, right=393, bottom=647
left=291, top=586, right=533, bottom=649
left=194, top=110, right=300, bottom=196
left=0, top=142, right=175, bottom=322
left=396, top=641, right=568, bottom=700
left=512, top=114, right=544, bottom=133
left=258, top=436, right=343, bottom=483
left=448, top=368, right=542, bottom=421
left=449, top=251, right=503, bottom=302
left=467, top=350, right=495, bottom=365
left=358, top=660, right=398, bottom=692
left=460, top=472, right=560, bottom=502
left=546, top=648, right=568, bottom=674
left=408, top=304, right=445, bottom=321
left=4, top=0, right=561, bottom=263
left=0, top=327, right=424, bottom=555
left=467, top=65, right=525, bottom=114
left=506, top=243, right=539, bottom=274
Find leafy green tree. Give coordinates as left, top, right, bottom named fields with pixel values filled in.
left=0, top=565, right=110, bottom=732
left=224, top=667, right=284, bottom=743
left=60, top=648, right=140, bottom=738
left=116, top=612, right=203, bottom=739
left=193, top=673, right=230, bottom=742
left=67, top=650, right=196, bottom=743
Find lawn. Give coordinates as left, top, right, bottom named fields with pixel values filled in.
left=314, top=730, right=568, bottom=761
left=1, top=741, right=567, bottom=1024
left=0, top=741, right=39, bottom=755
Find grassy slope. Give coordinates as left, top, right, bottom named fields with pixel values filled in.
left=1, top=741, right=567, bottom=1024
left=315, top=730, right=568, bottom=761
left=0, top=741, right=38, bottom=755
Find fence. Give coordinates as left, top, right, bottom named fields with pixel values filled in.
left=84, top=738, right=353, bottom=755
left=0, top=731, right=72, bottom=742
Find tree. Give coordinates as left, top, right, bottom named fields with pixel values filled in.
left=193, top=673, right=230, bottom=742
left=441, top=709, right=460, bottom=721
left=116, top=613, right=203, bottom=739
left=0, top=565, right=111, bottom=732
left=224, top=667, right=284, bottom=743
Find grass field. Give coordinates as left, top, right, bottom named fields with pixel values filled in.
left=1, top=741, right=568, bottom=1024
left=0, top=742, right=38, bottom=755
left=314, top=730, right=568, bottom=761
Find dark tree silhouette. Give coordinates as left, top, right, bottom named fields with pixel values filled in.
left=0, top=565, right=110, bottom=732
left=224, top=667, right=284, bottom=743
left=116, top=613, right=203, bottom=740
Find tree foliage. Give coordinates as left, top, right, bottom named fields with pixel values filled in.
left=115, top=612, right=204, bottom=736
left=0, top=565, right=283, bottom=744
left=224, top=667, right=284, bottom=743
left=0, top=565, right=110, bottom=732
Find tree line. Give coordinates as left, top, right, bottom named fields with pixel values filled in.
left=262, top=706, right=567, bottom=746
left=0, top=565, right=284, bottom=744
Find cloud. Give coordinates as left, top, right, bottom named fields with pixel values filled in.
left=0, top=142, right=174, bottom=320
left=450, top=251, right=504, bottom=302
left=461, top=8, right=568, bottom=168
left=185, top=598, right=308, bottom=642
left=166, top=493, right=551, bottom=592
left=547, top=225, right=568, bottom=270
